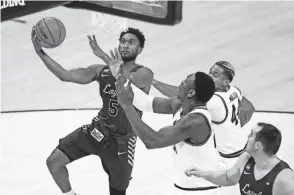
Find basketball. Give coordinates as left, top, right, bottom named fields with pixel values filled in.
left=34, top=17, right=66, bottom=48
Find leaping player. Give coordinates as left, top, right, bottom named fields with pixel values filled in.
left=32, top=27, right=153, bottom=195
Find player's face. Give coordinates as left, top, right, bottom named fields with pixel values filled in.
left=209, top=65, right=230, bottom=90
left=178, top=73, right=196, bottom=102
left=119, top=33, right=142, bottom=62
left=246, top=125, right=263, bottom=155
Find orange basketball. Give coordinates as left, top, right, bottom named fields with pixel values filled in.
left=34, top=17, right=66, bottom=48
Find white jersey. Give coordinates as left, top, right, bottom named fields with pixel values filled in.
left=207, top=85, right=249, bottom=158
left=172, top=106, right=221, bottom=189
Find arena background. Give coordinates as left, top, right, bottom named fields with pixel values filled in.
left=1, top=1, right=294, bottom=195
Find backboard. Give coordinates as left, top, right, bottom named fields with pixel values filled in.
left=1, top=1, right=182, bottom=25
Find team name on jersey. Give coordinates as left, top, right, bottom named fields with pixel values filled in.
left=229, top=92, right=238, bottom=102
left=103, top=84, right=116, bottom=98
left=242, top=184, right=263, bottom=195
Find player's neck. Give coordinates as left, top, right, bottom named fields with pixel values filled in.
left=254, top=153, right=279, bottom=171
left=123, top=61, right=137, bottom=72
left=216, top=85, right=230, bottom=92
left=182, top=99, right=206, bottom=115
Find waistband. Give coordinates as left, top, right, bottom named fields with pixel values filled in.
left=174, top=184, right=219, bottom=191
left=219, top=144, right=246, bottom=158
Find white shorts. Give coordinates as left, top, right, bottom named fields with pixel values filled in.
left=168, top=186, right=221, bottom=195
left=217, top=157, right=241, bottom=195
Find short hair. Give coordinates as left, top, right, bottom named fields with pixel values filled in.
left=255, top=122, right=282, bottom=155
left=215, top=61, right=235, bottom=82
left=119, top=27, right=145, bottom=48
left=194, top=72, right=215, bottom=102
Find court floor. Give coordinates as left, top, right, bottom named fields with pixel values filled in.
left=1, top=1, right=294, bottom=195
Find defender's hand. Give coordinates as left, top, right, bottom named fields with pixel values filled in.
left=116, top=74, right=134, bottom=107
left=87, top=34, right=106, bottom=58
left=109, top=48, right=123, bottom=79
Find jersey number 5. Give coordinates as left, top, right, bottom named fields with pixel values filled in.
left=109, top=99, right=119, bottom=117
left=231, top=104, right=240, bottom=126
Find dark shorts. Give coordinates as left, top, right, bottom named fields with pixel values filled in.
left=57, top=124, right=137, bottom=190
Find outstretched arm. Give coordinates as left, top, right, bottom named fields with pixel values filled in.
left=152, top=79, right=179, bottom=98
left=37, top=50, right=103, bottom=84
left=131, top=82, right=180, bottom=114
left=120, top=103, right=200, bottom=149
left=32, top=28, right=104, bottom=84
left=186, top=152, right=251, bottom=186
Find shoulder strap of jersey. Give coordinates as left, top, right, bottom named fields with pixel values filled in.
left=97, top=65, right=109, bottom=82
left=265, top=160, right=293, bottom=183
left=130, top=65, right=143, bottom=73
left=211, top=94, right=228, bottom=125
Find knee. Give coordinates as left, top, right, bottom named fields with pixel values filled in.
left=46, top=153, right=58, bottom=171
left=110, top=176, right=130, bottom=191
left=46, top=149, right=69, bottom=171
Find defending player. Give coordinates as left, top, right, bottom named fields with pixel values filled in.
left=186, top=122, right=294, bottom=195
left=31, top=27, right=153, bottom=195
left=112, top=55, right=222, bottom=194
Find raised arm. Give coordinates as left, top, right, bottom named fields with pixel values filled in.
left=32, top=29, right=104, bottom=84
left=186, top=152, right=251, bottom=186
left=152, top=79, right=179, bottom=98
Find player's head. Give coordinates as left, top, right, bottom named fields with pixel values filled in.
left=178, top=72, right=215, bottom=104
left=209, top=61, right=235, bottom=90
left=246, top=123, right=282, bottom=156
left=118, top=27, right=145, bottom=62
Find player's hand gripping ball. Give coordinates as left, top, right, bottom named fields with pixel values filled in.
left=33, top=17, right=66, bottom=48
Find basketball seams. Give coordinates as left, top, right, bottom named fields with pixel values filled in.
left=52, top=17, right=62, bottom=46
left=43, top=19, right=56, bottom=46
left=35, top=21, right=55, bottom=47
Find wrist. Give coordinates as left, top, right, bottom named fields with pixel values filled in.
left=36, top=48, right=46, bottom=56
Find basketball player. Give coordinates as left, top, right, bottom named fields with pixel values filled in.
left=31, top=27, right=153, bottom=195
left=186, top=122, right=294, bottom=195
left=113, top=62, right=222, bottom=194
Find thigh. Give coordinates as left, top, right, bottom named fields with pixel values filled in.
left=101, top=136, right=137, bottom=190
left=57, top=125, right=103, bottom=162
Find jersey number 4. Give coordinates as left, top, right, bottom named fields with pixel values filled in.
left=109, top=99, right=119, bottom=117
left=231, top=104, right=240, bottom=126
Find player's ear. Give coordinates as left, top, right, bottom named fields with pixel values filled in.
left=187, top=89, right=196, bottom=98
left=137, top=47, right=142, bottom=54
left=222, top=79, right=230, bottom=87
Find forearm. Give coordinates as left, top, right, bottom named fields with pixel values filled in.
left=152, top=79, right=178, bottom=98
left=37, top=50, right=69, bottom=80
left=239, top=97, right=255, bottom=127
left=122, top=105, right=159, bottom=148
left=239, top=110, right=254, bottom=127
left=99, top=53, right=112, bottom=66
left=200, top=170, right=236, bottom=186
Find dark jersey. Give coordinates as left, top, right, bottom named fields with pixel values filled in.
left=92, top=65, right=143, bottom=137
left=239, top=157, right=291, bottom=195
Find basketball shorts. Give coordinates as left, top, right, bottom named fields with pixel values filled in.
left=169, top=186, right=221, bottom=195
left=57, top=124, right=137, bottom=190
left=217, top=157, right=240, bottom=195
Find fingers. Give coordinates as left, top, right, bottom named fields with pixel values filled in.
left=114, top=48, right=122, bottom=60
left=93, top=35, right=97, bottom=43
left=87, top=34, right=92, bottom=42
left=110, top=49, right=115, bottom=59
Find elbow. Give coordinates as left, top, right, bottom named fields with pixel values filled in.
left=144, top=140, right=159, bottom=149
